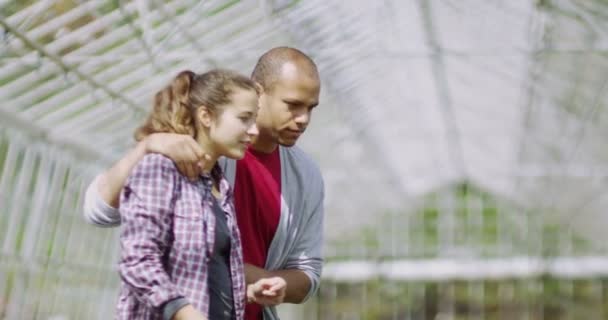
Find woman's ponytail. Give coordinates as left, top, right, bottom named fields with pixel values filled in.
left=134, top=68, right=258, bottom=142
left=134, top=70, right=197, bottom=141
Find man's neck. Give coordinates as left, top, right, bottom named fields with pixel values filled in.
left=251, top=134, right=278, bottom=154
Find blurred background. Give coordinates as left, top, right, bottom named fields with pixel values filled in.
left=2, top=0, right=608, bottom=319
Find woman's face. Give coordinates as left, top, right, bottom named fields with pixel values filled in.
left=207, top=87, right=259, bottom=159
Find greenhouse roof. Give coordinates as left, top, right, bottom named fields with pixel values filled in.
left=1, top=0, right=607, bottom=243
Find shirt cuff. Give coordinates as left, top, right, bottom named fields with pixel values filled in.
left=162, top=297, right=189, bottom=320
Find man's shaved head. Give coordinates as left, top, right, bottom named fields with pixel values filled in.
left=251, top=47, right=319, bottom=92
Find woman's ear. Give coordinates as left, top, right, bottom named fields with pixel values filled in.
left=197, top=106, right=213, bottom=128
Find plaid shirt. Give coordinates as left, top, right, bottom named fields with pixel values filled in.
left=116, top=154, right=246, bottom=320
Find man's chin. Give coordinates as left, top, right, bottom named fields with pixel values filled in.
left=278, top=137, right=298, bottom=147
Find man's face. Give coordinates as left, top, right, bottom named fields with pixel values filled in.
left=257, top=63, right=320, bottom=147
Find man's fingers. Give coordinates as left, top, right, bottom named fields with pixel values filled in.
left=151, top=134, right=207, bottom=174
left=176, top=161, right=197, bottom=180
left=176, top=162, right=188, bottom=177
left=185, top=141, right=209, bottom=176
left=184, top=140, right=203, bottom=162
left=186, top=164, right=199, bottom=180
left=188, top=140, right=206, bottom=160
left=199, top=153, right=211, bottom=166
left=182, top=162, right=193, bottom=180
left=184, top=142, right=206, bottom=179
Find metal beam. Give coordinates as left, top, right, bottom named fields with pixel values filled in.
left=418, top=0, right=466, bottom=177
left=0, top=106, right=112, bottom=163
left=0, top=16, right=144, bottom=117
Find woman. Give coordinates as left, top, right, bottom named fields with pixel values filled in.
left=116, top=69, right=276, bottom=320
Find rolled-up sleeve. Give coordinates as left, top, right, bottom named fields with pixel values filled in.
left=83, top=174, right=121, bottom=227
left=284, top=180, right=324, bottom=302
left=119, top=154, right=184, bottom=308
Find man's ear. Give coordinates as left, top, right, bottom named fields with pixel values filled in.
left=254, top=81, right=264, bottom=96
left=197, top=106, right=212, bottom=128
left=255, top=83, right=267, bottom=109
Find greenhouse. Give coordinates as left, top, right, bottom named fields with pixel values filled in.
left=1, top=0, right=608, bottom=319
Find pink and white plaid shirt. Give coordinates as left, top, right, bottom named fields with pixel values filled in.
left=116, top=154, right=246, bottom=320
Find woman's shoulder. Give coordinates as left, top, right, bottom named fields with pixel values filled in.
left=140, top=153, right=174, bottom=164
left=123, top=154, right=182, bottom=204
left=132, top=154, right=180, bottom=179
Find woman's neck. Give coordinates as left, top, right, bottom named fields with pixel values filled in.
left=195, top=133, right=219, bottom=174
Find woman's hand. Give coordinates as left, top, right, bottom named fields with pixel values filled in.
left=246, top=276, right=287, bottom=306
left=172, top=304, right=207, bottom=320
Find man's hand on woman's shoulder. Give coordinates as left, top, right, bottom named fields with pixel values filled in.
left=144, top=133, right=210, bottom=180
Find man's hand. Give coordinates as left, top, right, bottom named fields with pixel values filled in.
left=247, top=277, right=287, bottom=306
left=172, top=304, right=207, bottom=320
left=144, top=133, right=209, bottom=180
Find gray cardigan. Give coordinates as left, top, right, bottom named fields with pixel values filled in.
left=83, top=146, right=325, bottom=320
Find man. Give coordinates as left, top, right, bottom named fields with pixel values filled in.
left=84, top=47, right=324, bottom=320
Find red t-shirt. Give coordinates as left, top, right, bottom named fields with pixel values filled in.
left=233, top=147, right=281, bottom=320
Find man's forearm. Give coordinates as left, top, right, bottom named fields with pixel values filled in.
left=244, top=264, right=311, bottom=303
left=99, top=142, right=147, bottom=208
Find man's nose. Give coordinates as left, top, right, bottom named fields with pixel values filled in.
left=294, top=110, right=310, bottom=125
